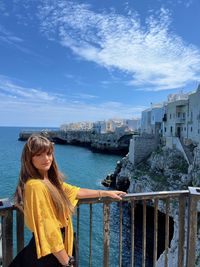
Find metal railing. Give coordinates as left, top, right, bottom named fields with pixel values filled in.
left=0, top=187, right=200, bottom=267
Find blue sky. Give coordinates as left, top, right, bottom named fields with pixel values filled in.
left=0, top=0, right=200, bottom=127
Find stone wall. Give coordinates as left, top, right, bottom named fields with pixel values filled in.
left=165, top=136, right=190, bottom=164
left=129, top=135, right=159, bottom=165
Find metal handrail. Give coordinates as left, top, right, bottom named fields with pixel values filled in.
left=0, top=188, right=200, bottom=267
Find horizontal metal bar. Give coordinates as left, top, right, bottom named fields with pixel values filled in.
left=78, top=190, right=190, bottom=205
left=0, top=190, right=191, bottom=211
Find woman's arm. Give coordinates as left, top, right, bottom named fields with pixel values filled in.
left=76, top=188, right=126, bottom=200
left=53, top=249, right=69, bottom=265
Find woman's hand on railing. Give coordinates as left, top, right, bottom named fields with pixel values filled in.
left=102, top=190, right=127, bottom=200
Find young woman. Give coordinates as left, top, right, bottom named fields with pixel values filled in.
left=9, top=134, right=126, bottom=267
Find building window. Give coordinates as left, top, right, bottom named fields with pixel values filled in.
left=184, top=127, right=186, bottom=131
left=183, top=112, right=185, bottom=118
left=198, top=129, right=200, bottom=134
left=170, top=126, right=173, bottom=133
left=178, top=112, right=180, bottom=118
left=191, top=111, right=193, bottom=121
left=191, top=127, right=193, bottom=132
left=164, top=127, right=166, bottom=132
left=170, top=114, right=172, bottom=119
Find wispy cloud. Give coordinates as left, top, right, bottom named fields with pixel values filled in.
left=37, top=1, right=200, bottom=91
left=0, top=75, right=143, bottom=126
left=73, top=93, right=98, bottom=99
left=0, top=25, right=23, bottom=45
left=0, top=24, right=50, bottom=62
left=0, top=75, right=59, bottom=102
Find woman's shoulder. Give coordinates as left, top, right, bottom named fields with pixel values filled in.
left=62, top=181, right=80, bottom=191
left=25, top=179, right=45, bottom=189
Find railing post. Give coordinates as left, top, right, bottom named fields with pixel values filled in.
left=186, top=187, right=199, bottom=267
left=153, top=199, right=158, bottom=267
left=89, top=204, right=93, bottom=267
left=103, top=201, right=110, bottom=267
left=178, top=195, right=186, bottom=267
left=16, top=209, right=24, bottom=253
left=142, top=200, right=147, bottom=267
left=76, top=205, right=80, bottom=267
left=1, top=209, right=13, bottom=267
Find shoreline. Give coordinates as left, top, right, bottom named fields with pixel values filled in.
left=18, top=130, right=133, bottom=156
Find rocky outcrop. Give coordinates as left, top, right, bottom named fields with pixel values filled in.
left=188, top=144, right=200, bottom=186
left=19, top=130, right=134, bottom=155
left=105, top=147, right=190, bottom=192
left=103, top=144, right=200, bottom=266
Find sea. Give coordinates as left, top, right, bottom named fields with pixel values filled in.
left=0, top=126, right=125, bottom=267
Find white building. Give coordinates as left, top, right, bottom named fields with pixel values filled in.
left=141, top=104, right=164, bottom=135
left=187, top=85, right=200, bottom=144
left=60, top=121, right=93, bottom=131
left=106, top=119, right=117, bottom=132
left=151, top=105, right=165, bottom=135
left=158, top=86, right=200, bottom=145
left=162, top=98, right=188, bottom=138
left=92, top=121, right=107, bottom=134
left=141, top=108, right=152, bottom=134
left=122, top=118, right=140, bottom=131
left=106, top=118, right=139, bottom=134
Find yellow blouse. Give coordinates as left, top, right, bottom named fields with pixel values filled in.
left=24, top=179, right=80, bottom=259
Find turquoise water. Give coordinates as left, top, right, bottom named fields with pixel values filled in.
left=0, top=127, right=122, bottom=266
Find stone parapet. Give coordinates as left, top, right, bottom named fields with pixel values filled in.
left=129, top=135, right=159, bottom=165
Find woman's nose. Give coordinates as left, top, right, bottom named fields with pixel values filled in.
left=42, top=153, right=49, bottom=160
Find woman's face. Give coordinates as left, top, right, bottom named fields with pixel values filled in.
left=32, top=150, right=53, bottom=177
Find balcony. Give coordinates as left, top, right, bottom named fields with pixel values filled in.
left=175, top=117, right=186, bottom=124
left=162, top=114, right=167, bottom=122
left=1, top=188, right=200, bottom=267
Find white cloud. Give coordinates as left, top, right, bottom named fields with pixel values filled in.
left=37, top=1, right=200, bottom=91
left=0, top=75, right=59, bottom=102
left=0, top=25, right=23, bottom=44
left=73, top=93, right=98, bottom=99
left=0, top=75, right=144, bottom=126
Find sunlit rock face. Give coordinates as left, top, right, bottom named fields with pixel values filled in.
left=106, top=145, right=200, bottom=266
left=189, top=144, right=200, bottom=186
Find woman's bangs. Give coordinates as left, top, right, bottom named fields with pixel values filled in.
left=30, top=138, right=53, bottom=156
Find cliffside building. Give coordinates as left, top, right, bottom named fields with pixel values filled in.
left=141, top=104, right=164, bottom=136
left=123, top=118, right=140, bottom=132
left=130, top=85, right=200, bottom=165
left=92, top=121, right=107, bottom=134
left=162, top=96, right=188, bottom=139
left=162, top=86, right=200, bottom=145
left=188, top=86, right=200, bottom=144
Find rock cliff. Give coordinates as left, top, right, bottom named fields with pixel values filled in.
left=103, top=144, right=200, bottom=266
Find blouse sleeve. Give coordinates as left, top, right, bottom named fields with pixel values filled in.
left=24, top=180, right=64, bottom=258
left=62, top=182, right=80, bottom=207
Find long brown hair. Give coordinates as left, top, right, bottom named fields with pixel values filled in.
left=14, top=134, right=74, bottom=217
